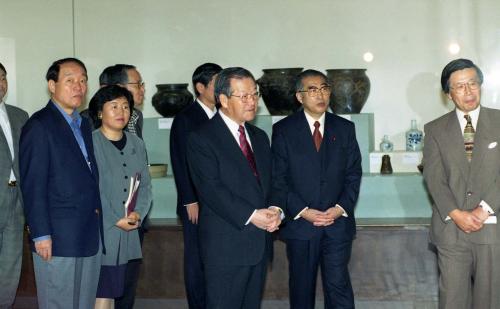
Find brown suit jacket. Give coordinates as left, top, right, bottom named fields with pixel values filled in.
left=423, top=106, right=500, bottom=245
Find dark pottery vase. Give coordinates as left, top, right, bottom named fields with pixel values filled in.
left=380, top=154, right=393, bottom=174
left=257, top=68, right=303, bottom=115
left=326, top=69, right=371, bottom=114
left=152, top=83, right=193, bottom=117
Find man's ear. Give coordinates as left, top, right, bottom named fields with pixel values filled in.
left=48, top=80, right=56, bottom=95
left=296, top=92, right=304, bottom=104
left=219, top=94, right=229, bottom=109
left=195, top=82, right=205, bottom=95
left=446, top=92, right=452, bottom=101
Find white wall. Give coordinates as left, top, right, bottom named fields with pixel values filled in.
left=1, top=0, right=500, bottom=149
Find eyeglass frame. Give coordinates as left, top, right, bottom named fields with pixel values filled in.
left=297, top=85, right=332, bottom=97
left=449, top=79, right=481, bottom=94
left=229, top=91, right=260, bottom=103
left=126, top=81, right=145, bottom=88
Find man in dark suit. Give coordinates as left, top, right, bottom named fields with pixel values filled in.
left=423, top=59, right=500, bottom=309
left=0, top=62, right=28, bottom=308
left=271, top=69, right=362, bottom=309
left=186, top=67, right=282, bottom=309
left=81, top=63, right=146, bottom=309
left=170, top=62, right=222, bottom=309
left=20, top=58, right=103, bottom=309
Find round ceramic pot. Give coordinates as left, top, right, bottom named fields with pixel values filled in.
left=257, top=68, right=303, bottom=115
left=326, top=69, right=370, bottom=114
left=152, top=83, right=193, bottom=117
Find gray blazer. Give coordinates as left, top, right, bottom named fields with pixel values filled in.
left=0, top=104, right=28, bottom=210
left=92, top=130, right=152, bottom=265
left=423, top=107, right=500, bottom=245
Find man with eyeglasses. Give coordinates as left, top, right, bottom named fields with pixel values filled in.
left=186, top=67, right=282, bottom=309
left=170, top=63, right=222, bottom=309
left=423, top=58, right=500, bottom=309
left=82, top=64, right=145, bottom=138
left=271, top=69, right=362, bottom=309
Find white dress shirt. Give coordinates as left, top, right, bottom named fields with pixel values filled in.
left=197, top=98, right=217, bottom=119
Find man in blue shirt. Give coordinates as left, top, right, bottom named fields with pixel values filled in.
left=20, top=58, right=103, bottom=309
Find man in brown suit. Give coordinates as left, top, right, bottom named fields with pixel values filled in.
left=424, top=58, right=500, bottom=309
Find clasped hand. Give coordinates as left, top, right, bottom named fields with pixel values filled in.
left=116, top=211, right=141, bottom=231
left=250, top=208, right=282, bottom=232
left=450, top=207, right=489, bottom=233
left=302, top=207, right=343, bottom=227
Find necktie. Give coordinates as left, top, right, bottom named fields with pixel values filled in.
left=238, top=125, right=259, bottom=178
left=313, top=121, right=323, bottom=151
left=464, top=114, right=475, bottom=162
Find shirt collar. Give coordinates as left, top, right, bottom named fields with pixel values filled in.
left=456, top=105, right=480, bottom=129
left=51, top=100, right=81, bottom=126
left=219, top=109, right=243, bottom=133
left=0, top=100, right=6, bottom=115
left=196, top=98, right=217, bottom=119
left=303, top=110, right=325, bottom=134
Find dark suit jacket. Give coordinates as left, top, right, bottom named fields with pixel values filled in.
left=186, top=113, right=272, bottom=266
left=20, top=101, right=102, bottom=257
left=424, top=107, right=500, bottom=245
left=271, top=111, right=362, bottom=241
left=170, top=101, right=209, bottom=215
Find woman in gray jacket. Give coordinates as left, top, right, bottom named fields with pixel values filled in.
left=88, top=85, right=152, bottom=309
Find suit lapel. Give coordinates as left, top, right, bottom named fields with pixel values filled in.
left=322, top=113, right=339, bottom=172
left=469, top=108, right=492, bottom=180
left=48, top=102, right=94, bottom=177
left=0, top=120, right=11, bottom=162
left=6, top=105, right=22, bottom=162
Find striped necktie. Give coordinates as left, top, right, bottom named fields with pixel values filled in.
left=464, top=114, right=475, bottom=162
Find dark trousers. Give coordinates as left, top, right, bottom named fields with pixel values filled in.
left=180, top=212, right=206, bottom=309
left=114, top=216, right=147, bottom=309
left=204, top=255, right=267, bottom=309
left=286, top=231, right=354, bottom=309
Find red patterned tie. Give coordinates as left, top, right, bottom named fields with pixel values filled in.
left=238, top=125, right=259, bottom=178
left=313, top=121, right=322, bottom=151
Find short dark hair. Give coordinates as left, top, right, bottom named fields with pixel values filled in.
left=0, top=62, right=6, bottom=75
left=88, top=85, right=134, bottom=128
left=295, top=69, right=328, bottom=92
left=99, top=64, right=136, bottom=86
left=441, top=58, right=483, bottom=94
left=214, top=67, right=255, bottom=105
left=46, top=58, right=87, bottom=82
left=192, top=63, right=223, bottom=97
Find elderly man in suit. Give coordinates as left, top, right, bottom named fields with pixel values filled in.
left=271, top=69, right=362, bottom=309
left=0, top=62, right=28, bottom=308
left=20, top=58, right=103, bottom=309
left=186, top=67, right=282, bottom=309
left=423, top=58, right=500, bottom=309
left=170, top=62, right=222, bottom=309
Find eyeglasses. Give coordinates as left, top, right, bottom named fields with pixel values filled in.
left=450, top=80, right=480, bottom=94
left=230, top=92, right=260, bottom=103
left=298, top=86, right=331, bottom=97
left=127, top=81, right=145, bottom=88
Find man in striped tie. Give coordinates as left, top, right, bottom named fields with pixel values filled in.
left=423, top=58, right=500, bottom=309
